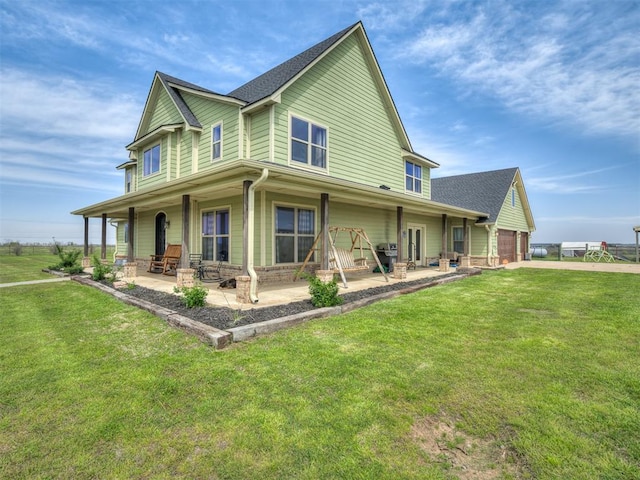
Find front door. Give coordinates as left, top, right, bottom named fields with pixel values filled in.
left=155, top=212, right=166, bottom=256
left=407, top=224, right=426, bottom=266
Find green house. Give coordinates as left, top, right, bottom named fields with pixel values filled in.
left=73, top=22, right=535, bottom=297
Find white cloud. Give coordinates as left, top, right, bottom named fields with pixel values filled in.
left=397, top=2, right=640, bottom=139
left=0, top=69, right=140, bottom=140
left=526, top=166, right=622, bottom=194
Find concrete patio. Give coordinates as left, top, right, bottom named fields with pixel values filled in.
left=122, top=265, right=458, bottom=309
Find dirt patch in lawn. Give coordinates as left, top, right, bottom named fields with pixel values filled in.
left=411, top=415, right=528, bottom=479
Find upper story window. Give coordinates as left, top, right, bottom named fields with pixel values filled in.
left=202, top=209, right=229, bottom=262
left=143, top=144, right=160, bottom=176
left=511, top=187, right=516, bottom=207
left=125, top=168, right=133, bottom=193
left=275, top=206, right=315, bottom=263
left=212, top=123, right=222, bottom=161
left=291, top=116, right=327, bottom=169
left=405, top=161, right=422, bottom=194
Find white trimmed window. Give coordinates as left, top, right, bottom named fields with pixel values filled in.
left=290, top=116, right=327, bottom=169
left=202, top=209, right=229, bottom=262
left=405, top=161, right=422, bottom=194
left=453, top=227, right=464, bottom=254
left=511, top=187, right=516, bottom=207
left=275, top=206, right=315, bottom=263
left=143, top=144, right=160, bottom=176
left=125, top=168, right=133, bottom=193
left=212, top=123, right=222, bottom=160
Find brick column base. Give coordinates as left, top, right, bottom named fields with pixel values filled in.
left=439, top=259, right=450, bottom=272
left=82, top=256, right=91, bottom=268
left=315, top=269, right=334, bottom=283
left=177, top=268, right=196, bottom=288
left=236, top=275, right=252, bottom=304
left=459, top=256, right=471, bottom=268
left=393, top=262, right=407, bottom=280
left=123, top=262, right=137, bottom=279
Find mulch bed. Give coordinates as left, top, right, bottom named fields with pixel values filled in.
left=118, top=270, right=476, bottom=331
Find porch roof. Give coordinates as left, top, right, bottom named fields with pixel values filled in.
left=71, top=159, right=487, bottom=220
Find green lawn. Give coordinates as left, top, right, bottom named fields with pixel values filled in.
left=0, top=253, right=61, bottom=283
left=1, top=269, right=638, bottom=479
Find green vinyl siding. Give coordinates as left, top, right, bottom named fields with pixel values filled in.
left=115, top=223, right=127, bottom=257
left=249, top=109, right=270, bottom=160
left=179, top=131, right=194, bottom=178
left=274, top=34, right=408, bottom=190
left=147, top=89, right=182, bottom=132
left=423, top=216, right=442, bottom=259
left=497, top=187, right=530, bottom=231
left=180, top=92, right=240, bottom=169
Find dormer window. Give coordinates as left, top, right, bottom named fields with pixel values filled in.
left=405, top=160, right=422, bottom=194
left=143, top=144, right=160, bottom=176
left=290, top=116, right=327, bottom=169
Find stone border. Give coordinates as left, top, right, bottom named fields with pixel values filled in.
left=72, top=269, right=481, bottom=349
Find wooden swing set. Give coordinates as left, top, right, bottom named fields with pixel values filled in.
left=295, top=226, right=388, bottom=287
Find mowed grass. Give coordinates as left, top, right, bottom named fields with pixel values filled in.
left=0, top=253, right=62, bottom=283
left=1, top=269, right=638, bottom=479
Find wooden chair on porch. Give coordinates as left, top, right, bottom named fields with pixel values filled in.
left=148, top=244, right=182, bottom=275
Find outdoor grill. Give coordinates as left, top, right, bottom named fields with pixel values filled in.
left=376, top=243, right=398, bottom=272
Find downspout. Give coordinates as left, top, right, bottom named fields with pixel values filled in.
left=247, top=168, right=269, bottom=303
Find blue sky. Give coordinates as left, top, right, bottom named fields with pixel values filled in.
left=1, top=0, right=638, bottom=244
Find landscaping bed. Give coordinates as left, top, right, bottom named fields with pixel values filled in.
left=116, top=269, right=479, bottom=331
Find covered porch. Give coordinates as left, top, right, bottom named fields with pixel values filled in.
left=111, top=263, right=459, bottom=309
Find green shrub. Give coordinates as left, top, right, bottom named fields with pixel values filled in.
left=91, top=255, right=113, bottom=281
left=48, top=243, right=84, bottom=274
left=173, top=284, right=208, bottom=308
left=306, top=274, right=343, bottom=308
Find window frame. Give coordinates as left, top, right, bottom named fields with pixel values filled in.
left=201, top=207, right=230, bottom=262
left=511, top=187, right=516, bottom=207
left=405, top=160, right=422, bottom=195
left=289, top=114, right=328, bottom=171
left=142, top=143, right=161, bottom=177
left=125, top=168, right=133, bottom=193
left=274, top=204, right=316, bottom=264
left=211, top=122, right=222, bottom=161
left=452, top=226, right=465, bottom=254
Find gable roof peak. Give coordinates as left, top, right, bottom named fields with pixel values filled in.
left=227, top=22, right=361, bottom=104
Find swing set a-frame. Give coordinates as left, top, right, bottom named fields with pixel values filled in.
left=295, top=226, right=388, bottom=288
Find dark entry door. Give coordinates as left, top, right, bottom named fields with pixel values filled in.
left=155, top=213, right=166, bottom=256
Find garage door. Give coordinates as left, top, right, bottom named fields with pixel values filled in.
left=498, top=229, right=516, bottom=263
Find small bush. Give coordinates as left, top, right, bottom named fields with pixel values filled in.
left=91, top=255, right=113, bottom=281
left=306, top=274, right=343, bottom=308
left=174, top=284, right=208, bottom=308
left=48, top=243, right=84, bottom=274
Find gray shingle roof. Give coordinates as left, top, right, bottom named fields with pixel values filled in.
left=227, top=23, right=359, bottom=104
left=431, top=168, right=519, bottom=223
left=156, top=71, right=213, bottom=129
